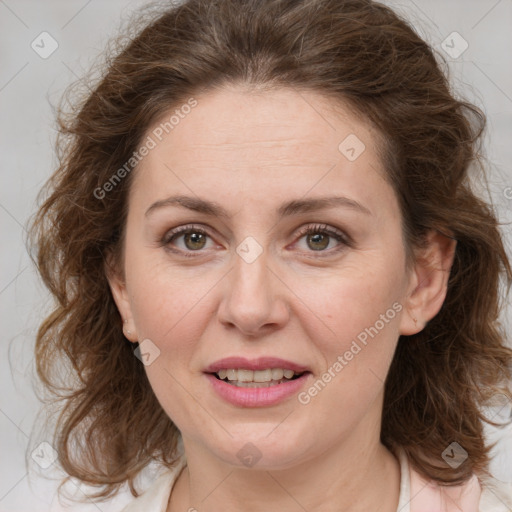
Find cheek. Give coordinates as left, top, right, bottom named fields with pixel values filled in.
left=126, top=265, right=215, bottom=427
left=125, top=247, right=214, bottom=341
left=293, top=254, right=406, bottom=352
left=295, top=268, right=404, bottom=426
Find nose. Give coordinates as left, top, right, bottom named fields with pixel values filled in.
left=217, top=248, right=290, bottom=337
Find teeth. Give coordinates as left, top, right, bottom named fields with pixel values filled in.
left=272, top=368, right=284, bottom=380
left=237, top=369, right=253, bottom=382
left=215, top=368, right=302, bottom=384
left=253, top=369, right=272, bottom=382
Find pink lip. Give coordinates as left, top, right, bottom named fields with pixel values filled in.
left=204, top=356, right=310, bottom=373
left=203, top=357, right=311, bottom=408
left=205, top=373, right=311, bottom=407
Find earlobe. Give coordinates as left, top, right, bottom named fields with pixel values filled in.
left=122, top=319, right=137, bottom=341
left=399, top=229, right=457, bottom=336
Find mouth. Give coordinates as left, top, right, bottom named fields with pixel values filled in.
left=204, top=357, right=311, bottom=402
left=211, top=368, right=305, bottom=388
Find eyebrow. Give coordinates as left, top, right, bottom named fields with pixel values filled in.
left=145, top=194, right=372, bottom=218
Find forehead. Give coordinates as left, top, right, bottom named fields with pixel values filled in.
left=149, top=86, right=375, bottom=160
left=130, top=86, right=395, bottom=218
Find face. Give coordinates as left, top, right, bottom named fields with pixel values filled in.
left=109, top=85, right=425, bottom=470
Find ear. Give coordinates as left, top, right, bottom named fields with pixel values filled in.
left=399, top=229, right=457, bottom=336
left=105, top=253, right=139, bottom=343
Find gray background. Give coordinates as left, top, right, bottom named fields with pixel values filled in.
left=1, top=0, right=511, bottom=510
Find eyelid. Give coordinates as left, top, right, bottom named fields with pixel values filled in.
left=160, top=223, right=211, bottom=245
left=294, top=223, right=351, bottom=244
left=290, top=223, right=352, bottom=256
left=159, top=224, right=213, bottom=254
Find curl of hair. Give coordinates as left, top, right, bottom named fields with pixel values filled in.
left=29, top=0, right=512, bottom=500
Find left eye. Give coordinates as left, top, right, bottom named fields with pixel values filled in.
left=294, top=225, right=348, bottom=253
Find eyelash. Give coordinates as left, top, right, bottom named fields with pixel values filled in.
left=160, top=223, right=351, bottom=258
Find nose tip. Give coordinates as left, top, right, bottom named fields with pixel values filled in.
left=217, top=251, right=290, bottom=337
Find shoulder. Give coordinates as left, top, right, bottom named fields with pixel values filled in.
left=120, top=456, right=187, bottom=512
left=408, top=462, right=512, bottom=512
left=479, top=476, right=512, bottom=512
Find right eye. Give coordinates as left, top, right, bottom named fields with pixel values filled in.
left=161, top=224, right=218, bottom=255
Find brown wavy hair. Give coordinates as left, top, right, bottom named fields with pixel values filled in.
left=29, top=0, right=512, bottom=500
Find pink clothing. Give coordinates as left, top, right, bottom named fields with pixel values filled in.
left=121, top=449, right=512, bottom=511
left=396, top=448, right=512, bottom=512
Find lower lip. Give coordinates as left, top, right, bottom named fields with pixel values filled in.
left=205, top=373, right=310, bottom=407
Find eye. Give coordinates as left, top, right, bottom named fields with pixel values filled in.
left=294, top=224, right=350, bottom=254
left=161, top=224, right=216, bottom=254
left=160, top=223, right=350, bottom=257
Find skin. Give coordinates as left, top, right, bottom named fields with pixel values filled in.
left=108, top=85, right=456, bottom=512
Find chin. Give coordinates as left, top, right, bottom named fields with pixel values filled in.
left=203, top=428, right=314, bottom=471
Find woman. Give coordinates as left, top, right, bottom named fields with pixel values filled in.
left=29, top=0, right=512, bottom=510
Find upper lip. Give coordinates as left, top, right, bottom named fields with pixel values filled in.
left=204, top=357, right=310, bottom=374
